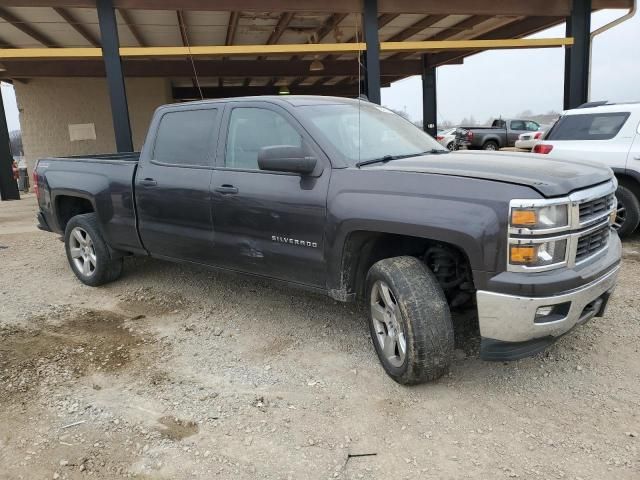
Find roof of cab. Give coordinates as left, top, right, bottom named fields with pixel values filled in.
left=165, top=95, right=367, bottom=109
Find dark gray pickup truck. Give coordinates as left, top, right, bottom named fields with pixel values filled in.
left=34, top=96, right=621, bottom=385
left=457, top=118, right=542, bottom=150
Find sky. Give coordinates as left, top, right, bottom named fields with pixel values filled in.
left=1, top=9, right=639, bottom=132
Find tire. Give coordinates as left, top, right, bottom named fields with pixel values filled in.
left=64, top=213, right=123, bottom=286
left=614, top=185, right=640, bottom=238
left=365, top=256, right=454, bottom=385
left=446, top=141, right=456, bottom=151
left=482, top=140, right=499, bottom=151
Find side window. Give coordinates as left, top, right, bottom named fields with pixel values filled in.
left=225, top=107, right=302, bottom=170
left=525, top=121, right=540, bottom=131
left=510, top=120, right=525, bottom=130
left=153, top=108, right=218, bottom=166
left=546, top=112, right=631, bottom=141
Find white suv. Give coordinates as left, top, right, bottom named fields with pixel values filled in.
left=532, top=102, right=640, bottom=237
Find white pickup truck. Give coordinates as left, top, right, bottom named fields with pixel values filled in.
left=533, top=102, right=640, bottom=237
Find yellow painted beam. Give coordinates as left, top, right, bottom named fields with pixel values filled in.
left=0, top=38, right=573, bottom=59
left=383, top=37, right=574, bottom=51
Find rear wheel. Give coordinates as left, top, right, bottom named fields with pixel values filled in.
left=366, top=256, right=454, bottom=385
left=482, top=140, right=499, bottom=151
left=614, top=185, right=640, bottom=237
left=64, top=213, right=123, bottom=286
left=446, top=141, right=456, bottom=151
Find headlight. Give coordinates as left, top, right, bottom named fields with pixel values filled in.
left=510, top=204, right=569, bottom=230
left=509, top=239, right=567, bottom=268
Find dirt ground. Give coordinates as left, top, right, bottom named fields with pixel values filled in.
left=1, top=195, right=639, bottom=480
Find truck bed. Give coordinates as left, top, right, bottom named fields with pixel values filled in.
left=35, top=153, right=144, bottom=255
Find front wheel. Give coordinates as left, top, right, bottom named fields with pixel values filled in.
left=366, top=256, right=454, bottom=385
left=64, top=213, right=123, bottom=286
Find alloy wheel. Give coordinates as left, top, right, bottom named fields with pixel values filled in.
left=69, top=227, right=97, bottom=277
left=370, top=280, right=407, bottom=368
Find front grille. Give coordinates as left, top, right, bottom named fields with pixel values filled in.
left=576, top=224, right=610, bottom=262
left=579, top=193, right=615, bottom=225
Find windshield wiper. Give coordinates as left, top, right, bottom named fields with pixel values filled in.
left=356, top=149, right=448, bottom=168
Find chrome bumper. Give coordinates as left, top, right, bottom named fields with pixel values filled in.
left=476, top=265, right=619, bottom=344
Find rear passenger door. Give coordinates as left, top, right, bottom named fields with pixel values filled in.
left=210, top=102, right=330, bottom=287
left=136, top=105, right=221, bottom=264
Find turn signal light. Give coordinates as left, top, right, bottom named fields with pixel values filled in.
left=533, top=144, right=553, bottom=154
left=511, top=209, right=537, bottom=226
left=510, top=245, right=538, bottom=264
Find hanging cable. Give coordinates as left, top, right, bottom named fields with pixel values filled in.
left=177, top=11, right=204, bottom=100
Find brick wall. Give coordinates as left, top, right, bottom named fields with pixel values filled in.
left=14, top=77, right=171, bottom=172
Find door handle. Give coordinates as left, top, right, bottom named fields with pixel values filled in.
left=139, top=178, right=157, bottom=187
left=215, top=185, right=239, bottom=195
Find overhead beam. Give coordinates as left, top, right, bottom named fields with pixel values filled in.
left=0, top=6, right=60, bottom=47
left=176, top=9, right=200, bottom=92
left=172, top=84, right=365, bottom=100
left=428, top=15, right=564, bottom=66
left=53, top=7, right=101, bottom=47
left=0, top=38, right=574, bottom=59
left=249, top=11, right=294, bottom=86
left=0, top=0, right=631, bottom=15
left=1, top=58, right=424, bottom=78
left=225, top=11, right=240, bottom=46
left=117, top=8, right=146, bottom=46
left=389, top=15, right=493, bottom=60
left=386, top=14, right=448, bottom=42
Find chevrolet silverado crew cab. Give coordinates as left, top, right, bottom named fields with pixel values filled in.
left=34, top=96, right=621, bottom=385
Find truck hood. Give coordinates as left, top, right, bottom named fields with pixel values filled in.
left=366, top=151, right=612, bottom=197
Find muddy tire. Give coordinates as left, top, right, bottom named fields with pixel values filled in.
left=64, top=213, right=123, bottom=287
left=366, top=256, right=454, bottom=385
left=614, top=185, right=640, bottom=238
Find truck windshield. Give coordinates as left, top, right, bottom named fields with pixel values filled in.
left=300, top=103, right=445, bottom=166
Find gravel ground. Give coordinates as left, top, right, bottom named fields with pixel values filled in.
left=1, top=195, right=639, bottom=480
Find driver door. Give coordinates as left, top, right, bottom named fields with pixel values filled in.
left=210, top=102, right=331, bottom=287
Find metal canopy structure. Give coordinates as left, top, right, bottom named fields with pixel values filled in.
left=0, top=0, right=633, bottom=199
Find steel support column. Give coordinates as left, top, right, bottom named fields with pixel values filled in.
left=363, top=0, right=381, bottom=104
left=97, top=0, right=133, bottom=152
left=0, top=86, right=19, bottom=201
left=564, top=0, right=591, bottom=109
left=421, top=55, right=437, bottom=138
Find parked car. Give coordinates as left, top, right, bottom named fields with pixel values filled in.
left=458, top=118, right=542, bottom=150
left=436, top=127, right=457, bottom=150
left=532, top=101, right=640, bottom=237
left=515, top=129, right=548, bottom=150
left=34, top=96, right=621, bottom=385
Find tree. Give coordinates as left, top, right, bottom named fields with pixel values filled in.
left=9, top=130, right=22, bottom=156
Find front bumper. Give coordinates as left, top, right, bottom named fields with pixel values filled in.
left=477, top=265, right=619, bottom=361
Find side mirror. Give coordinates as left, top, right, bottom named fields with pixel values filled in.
left=258, top=145, right=317, bottom=175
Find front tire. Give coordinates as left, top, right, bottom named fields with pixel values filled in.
left=366, top=256, right=454, bottom=385
left=614, top=185, right=640, bottom=238
left=64, top=213, right=123, bottom=286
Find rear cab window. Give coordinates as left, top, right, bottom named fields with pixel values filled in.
left=546, top=112, right=630, bottom=141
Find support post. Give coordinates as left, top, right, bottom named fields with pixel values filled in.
left=97, top=0, right=133, bottom=152
left=0, top=85, right=20, bottom=201
left=421, top=55, right=437, bottom=138
left=362, top=0, right=381, bottom=104
left=564, top=0, right=591, bottom=109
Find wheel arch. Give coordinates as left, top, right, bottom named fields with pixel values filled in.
left=328, top=228, right=478, bottom=303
